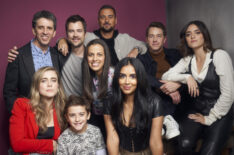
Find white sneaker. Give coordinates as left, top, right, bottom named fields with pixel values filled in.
left=162, top=128, right=165, bottom=136
left=163, top=115, right=180, bottom=139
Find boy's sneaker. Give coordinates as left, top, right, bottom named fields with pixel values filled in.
left=163, top=115, right=180, bottom=139
left=162, top=127, right=165, bottom=136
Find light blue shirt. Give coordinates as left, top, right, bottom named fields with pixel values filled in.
left=31, top=39, right=53, bottom=71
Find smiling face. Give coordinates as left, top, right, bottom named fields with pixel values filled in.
left=185, top=24, right=205, bottom=50
left=32, top=18, right=56, bottom=50
left=147, top=27, right=166, bottom=53
left=119, top=64, right=137, bottom=96
left=87, top=44, right=105, bottom=76
left=66, top=21, right=85, bottom=48
left=39, top=70, right=59, bottom=99
left=66, top=105, right=90, bottom=133
left=98, top=8, right=117, bottom=33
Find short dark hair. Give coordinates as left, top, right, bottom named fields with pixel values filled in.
left=98, top=4, right=116, bottom=17
left=146, top=22, right=167, bottom=37
left=63, top=95, right=90, bottom=130
left=64, top=95, right=91, bottom=114
left=32, top=10, right=57, bottom=30
left=65, top=14, right=87, bottom=33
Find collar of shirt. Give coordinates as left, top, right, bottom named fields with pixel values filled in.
left=191, top=50, right=212, bottom=82
left=30, top=39, right=53, bottom=71
left=31, top=39, right=50, bottom=55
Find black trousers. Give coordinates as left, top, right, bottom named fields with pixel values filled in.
left=160, top=93, right=176, bottom=116
left=177, top=106, right=233, bottom=155
left=88, top=113, right=106, bottom=141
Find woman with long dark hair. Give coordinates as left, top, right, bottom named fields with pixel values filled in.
left=104, top=57, right=164, bottom=154
left=162, top=20, right=234, bottom=154
left=82, top=39, right=114, bottom=137
left=9, top=66, right=66, bottom=155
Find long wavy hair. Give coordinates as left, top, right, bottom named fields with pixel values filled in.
left=178, top=20, right=215, bottom=57
left=29, top=66, right=66, bottom=132
left=82, top=39, right=111, bottom=102
left=111, top=57, right=151, bottom=132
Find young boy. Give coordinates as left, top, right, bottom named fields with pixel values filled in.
left=57, top=95, right=106, bottom=155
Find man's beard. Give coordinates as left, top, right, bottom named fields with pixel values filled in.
left=72, top=42, right=83, bottom=48
left=68, top=38, right=83, bottom=49
left=100, top=26, right=114, bottom=33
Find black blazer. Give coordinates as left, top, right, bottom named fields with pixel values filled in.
left=3, top=42, right=62, bottom=113
left=137, top=47, right=181, bottom=89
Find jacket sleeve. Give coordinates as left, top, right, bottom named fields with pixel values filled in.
left=124, top=34, right=147, bottom=55
left=137, top=55, right=163, bottom=89
left=9, top=99, right=54, bottom=154
left=162, top=56, right=191, bottom=84
left=147, top=74, right=163, bottom=89
left=84, top=32, right=99, bottom=46
left=3, top=55, right=19, bottom=113
left=204, top=50, right=234, bottom=125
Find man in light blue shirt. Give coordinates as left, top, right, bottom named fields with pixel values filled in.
left=3, top=10, right=61, bottom=113
left=31, top=39, right=53, bottom=71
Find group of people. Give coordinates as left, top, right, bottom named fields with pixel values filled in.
left=4, top=4, right=234, bottom=155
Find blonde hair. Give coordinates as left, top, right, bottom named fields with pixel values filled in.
left=29, top=66, right=66, bottom=132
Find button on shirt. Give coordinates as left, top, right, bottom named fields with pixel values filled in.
left=31, top=39, right=53, bottom=71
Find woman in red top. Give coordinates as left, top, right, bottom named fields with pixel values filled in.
left=9, top=66, right=66, bottom=155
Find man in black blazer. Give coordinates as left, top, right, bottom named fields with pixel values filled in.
left=137, top=22, right=182, bottom=140
left=3, top=10, right=62, bottom=113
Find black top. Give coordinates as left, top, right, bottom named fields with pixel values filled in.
left=188, top=51, right=220, bottom=115
left=137, top=48, right=182, bottom=115
left=137, top=48, right=181, bottom=89
left=104, top=93, right=164, bottom=152
left=37, top=126, right=54, bottom=139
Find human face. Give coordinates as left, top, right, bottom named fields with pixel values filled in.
left=32, top=18, right=56, bottom=50
left=39, top=70, right=59, bottom=99
left=87, top=44, right=105, bottom=76
left=98, top=8, right=117, bottom=33
left=66, top=105, right=90, bottom=133
left=147, top=27, right=166, bottom=53
left=119, top=65, right=137, bottom=96
left=185, top=24, right=205, bottom=50
left=66, top=21, right=85, bottom=48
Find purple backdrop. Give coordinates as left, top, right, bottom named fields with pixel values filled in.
left=0, top=0, right=165, bottom=153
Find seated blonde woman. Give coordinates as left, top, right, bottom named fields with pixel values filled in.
left=9, top=66, right=66, bottom=155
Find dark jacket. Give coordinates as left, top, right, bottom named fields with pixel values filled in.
left=137, top=47, right=181, bottom=89
left=3, top=42, right=62, bottom=113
